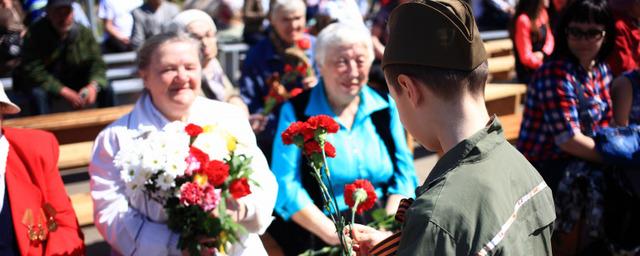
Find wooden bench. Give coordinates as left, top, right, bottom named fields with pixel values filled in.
left=488, top=55, right=516, bottom=81
left=4, top=105, right=133, bottom=145
left=484, top=38, right=513, bottom=57
left=485, top=83, right=526, bottom=116
left=499, top=112, right=523, bottom=144
left=70, top=192, right=93, bottom=226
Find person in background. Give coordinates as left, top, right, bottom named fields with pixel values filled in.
left=13, top=0, right=115, bottom=115
left=516, top=0, right=616, bottom=253
left=98, top=0, right=142, bottom=52
left=606, top=0, right=640, bottom=76
left=611, top=67, right=640, bottom=126
left=349, top=0, right=555, bottom=254
left=214, top=0, right=245, bottom=43
left=239, top=0, right=316, bottom=163
left=475, top=0, right=517, bottom=31
left=511, top=0, right=555, bottom=83
left=269, top=22, right=417, bottom=255
left=130, top=0, right=180, bottom=49
left=242, top=0, right=268, bottom=45
left=0, top=81, right=85, bottom=255
left=0, top=0, right=25, bottom=76
left=89, top=33, right=278, bottom=256
left=166, top=9, right=248, bottom=113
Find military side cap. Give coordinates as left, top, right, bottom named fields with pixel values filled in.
left=382, top=0, right=487, bottom=72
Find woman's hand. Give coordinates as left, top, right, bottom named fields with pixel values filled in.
left=249, top=113, right=268, bottom=133
left=181, top=237, right=220, bottom=256
left=211, top=198, right=248, bottom=222
left=347, top=224, right=393, bottom=256
left=59, top=86, right=84, bottom=109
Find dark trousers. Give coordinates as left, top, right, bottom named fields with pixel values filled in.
left=30, top=84, right=116, bottom=115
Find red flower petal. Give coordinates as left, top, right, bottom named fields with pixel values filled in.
left=282, top=121, right=306, bottom=145
left=296, top=37, right=311, bottom=50
left=289, top=88, right=303, bottom=98
left=229, top=178, right=252, bottom=199
left=185, top=123, right=203, bottom=137
left=344, top=179, right=377, bottom=214
left=306, top=115, right=339, bottom=134
left=201, top=160, right=229, bottom=187
left=284, top=64, right=294, bottom=73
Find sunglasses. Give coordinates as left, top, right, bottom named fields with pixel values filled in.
left=566, top=27, right=606, bottom=41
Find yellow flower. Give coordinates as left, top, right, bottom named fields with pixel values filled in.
left=193, top=173, right=208, bottom=186
left=202, top=125, right=216, bottom=133
left=226, top=134, right=237, bottom=152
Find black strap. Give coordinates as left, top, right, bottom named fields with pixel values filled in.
left=289, top=88, right=401, bottom=208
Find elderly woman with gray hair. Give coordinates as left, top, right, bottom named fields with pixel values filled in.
left=166, top=9, right=248, bottom=114
left=269, top=22, right=418, bottom=255
left=89, top=33, right=277, bottom=256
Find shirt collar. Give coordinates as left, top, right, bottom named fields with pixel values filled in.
left=304, top=81, right=389, bottom=125
left=416, top=115, right=504, bottom=196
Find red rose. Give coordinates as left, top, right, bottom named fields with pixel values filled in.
left=185, top=123, right=204, bottom=137
left=306, top=115, right=339, bottom=134
left=284, top=64, right=294, bottom=73
left=289, top=88, right=303, bottom=98
left=281, top=121, right=306, bottom=145
left=179, top=182, right=204, bottom=206
left=303, top=140, right=336, bottom=158
left=296, top=37, right=311, bottom=50
left=229, top=178, right=251, bottom=199
left=344, top=179, right=377, bottom=214
left=201, top=160, right=229, bottom=187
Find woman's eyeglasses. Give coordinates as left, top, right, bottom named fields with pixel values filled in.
left=566, top=27, right=606, bottom=41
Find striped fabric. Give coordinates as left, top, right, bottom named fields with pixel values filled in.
left=369, top=198, right=414, bottom=256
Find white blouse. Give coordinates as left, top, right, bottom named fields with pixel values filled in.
left=89, top=93, right=277, bottom=256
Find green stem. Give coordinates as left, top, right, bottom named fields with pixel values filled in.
left=320, top=147, right=351, bottom=255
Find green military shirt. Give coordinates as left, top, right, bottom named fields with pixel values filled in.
left=14, top=18, right=107, bottom=95
left=397, top=116, right=556, bottom=255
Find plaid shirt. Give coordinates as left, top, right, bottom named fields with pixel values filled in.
left=516, top=59, right=613, bottom=162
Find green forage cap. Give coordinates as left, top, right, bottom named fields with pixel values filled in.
left=382, top=0, right=487, bottom=72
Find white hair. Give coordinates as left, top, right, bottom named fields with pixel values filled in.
left=269, top=0, right=306, bottom=19
left=163, top=9, right=217, bottom=34
left=314, top=22, right=374, bottom=68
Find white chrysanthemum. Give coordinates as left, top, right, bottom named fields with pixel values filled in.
left=156, top=173, right=176, bottom=191
left=163, top=121, right=186, bottom=134
left=164, top=157, right=187, bottom=178
left=141, top=151, right=167, bottom=174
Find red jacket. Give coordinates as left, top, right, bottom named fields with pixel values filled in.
left=4, top=127, right=84, bottom=256
left=607, top=13, right=640, bottom=77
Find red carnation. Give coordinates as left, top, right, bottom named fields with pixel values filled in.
left=179, top=182, right=204, bottom=207
left=284, top=64, right=294, bottom=73
left=185, top=123, right=204, bottom=137
left=296, top=37, right=311, bottom=50
left=281, top=121, right=306, bottom=145
left=186, top=147, right=209, bottom=175
left=306, top=115, right=339, bottom=134
left=296, top=63, right=308, bottom=74
left=344, top=180, right=377, bottom=214
left=229, top=178, right=252, bottom=199
left=289, top=88, right=303, bottom=98
left=303, top=140, right=337, bottom=158
left=201, top=160, right=229, bottom=187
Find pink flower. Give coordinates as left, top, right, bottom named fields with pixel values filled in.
left=179, top=182, right=204, bottom=207
left=200, top=185, right=221, bottom=212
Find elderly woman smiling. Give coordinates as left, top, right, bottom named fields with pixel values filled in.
left=89, top=33, right=277, bottom=256
left=269, top=23, right=418, bottom=255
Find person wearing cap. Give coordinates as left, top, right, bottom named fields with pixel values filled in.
left=349, top=0, right=556, bottom=255
left=0, top=82, right=85, bottom=255
left=12, top=0, right=115, bottom=115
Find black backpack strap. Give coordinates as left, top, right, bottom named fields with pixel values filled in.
left=369, top=88, right=401, bottom=196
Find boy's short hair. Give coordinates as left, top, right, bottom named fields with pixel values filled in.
left=384, top=61, right=488, bottom=100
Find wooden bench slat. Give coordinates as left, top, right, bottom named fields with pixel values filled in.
left=4, top=105, right=133, bottom=131
left=59, top=141, right=94, bottom=170
left=499, top=113, right=523, bottom=144
left=70, top=192, right=93, bottom=227
left=484, top=39, right=513, bottom=57
left=488, top=55, right=516, bottom=74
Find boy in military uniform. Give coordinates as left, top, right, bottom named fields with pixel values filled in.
left=349, top=0, right=556, bottom=255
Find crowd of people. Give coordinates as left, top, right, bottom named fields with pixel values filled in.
left=0, top=0, right=639, bottom=255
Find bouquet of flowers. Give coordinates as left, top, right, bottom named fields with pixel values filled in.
left=281, top=115, right=378, bottom=255
left=262, top=37, right=315, bottom=116
left=114, top=122, right=256, bottom=255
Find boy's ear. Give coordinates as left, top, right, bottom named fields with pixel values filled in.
left=397, top=74, right=423, bottom=108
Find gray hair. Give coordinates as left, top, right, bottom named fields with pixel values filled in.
left=314, top=22, right=374, bottom=68
left=164, top=9, right=217, bottom=34
left=136, top=32, right=203, bottom=70
left=269, top=0, right=306, bottom=19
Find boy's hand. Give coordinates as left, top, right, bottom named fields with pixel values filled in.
left=347, top=224, right=393, bottom=256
